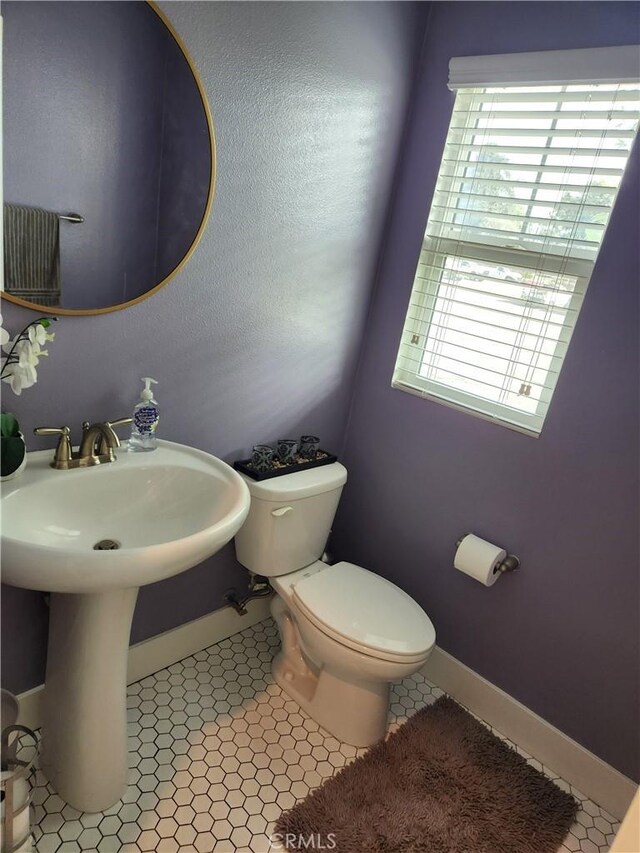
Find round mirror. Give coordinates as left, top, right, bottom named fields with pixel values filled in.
left=2, top=1, right=215, bottom=315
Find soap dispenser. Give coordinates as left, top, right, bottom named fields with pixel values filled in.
left=129, top=377, right=159, bottom=452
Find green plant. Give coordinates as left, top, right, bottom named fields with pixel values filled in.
left=1, top=413, right=26, bottom=478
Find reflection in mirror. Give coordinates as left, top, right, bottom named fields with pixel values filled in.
left=2, top=1, right=213, bottom=314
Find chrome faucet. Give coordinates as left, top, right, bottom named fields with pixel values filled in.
left=34, top=417, right=132, bottom=470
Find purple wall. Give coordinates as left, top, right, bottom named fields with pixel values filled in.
left=1, top=2, right=428, bottom=691
left=331, top=2, right=640, bottom=780
left=3, top=1, right=210, bottom=309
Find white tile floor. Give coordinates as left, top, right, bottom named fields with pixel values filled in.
left=31, top=618, right=620, bottom=853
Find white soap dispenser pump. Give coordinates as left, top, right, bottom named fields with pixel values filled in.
left=129, top=377, right=159, bottom=452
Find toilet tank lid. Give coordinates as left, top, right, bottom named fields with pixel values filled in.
left=240, top=462, right=347, bottom=501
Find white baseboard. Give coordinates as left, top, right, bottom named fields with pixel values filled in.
left=126, top=597, right=272, bottom=683
left=423, top=646, right=636, bottom=821
left=18, top=602, right=635, bottom=821
left=16, top=598, right=272, bottom=734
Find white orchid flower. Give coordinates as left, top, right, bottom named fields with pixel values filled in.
left=0, top=318, right=56, bottom=396
left=28, top=323, right=47, bottom=346
left=14, top=339, right=39, bottom=368
left=0, top=315, right=9, bottom=348
left=2, top=362, right=37, bottom=396
left=1, top=373, right=22, bottom=395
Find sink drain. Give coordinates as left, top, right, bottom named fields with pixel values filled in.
left=93, top=539, right=121, bottom=551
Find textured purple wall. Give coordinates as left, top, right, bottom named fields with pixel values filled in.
left=1, top=2, right=428, bottom=693
left=331, top=2, right=640, bottom=779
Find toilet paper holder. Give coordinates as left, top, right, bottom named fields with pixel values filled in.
left=456, top=534, right=521, bottom=574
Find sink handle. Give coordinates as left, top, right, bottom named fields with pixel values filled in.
left=102, top=418, right=132, bottom=453
left=34, top=426, right=71, bottom=437
left=34, top=426, right=73, bottom=467
left=107, top=417, right=133, bottom=430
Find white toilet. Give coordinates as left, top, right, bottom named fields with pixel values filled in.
left=234, top=462, right=436, bottom=747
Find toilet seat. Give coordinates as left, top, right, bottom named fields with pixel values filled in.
left=292, top=562, right=435, bottom=664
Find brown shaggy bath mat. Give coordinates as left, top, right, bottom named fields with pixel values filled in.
left=275, top=696, right=578, bottom=852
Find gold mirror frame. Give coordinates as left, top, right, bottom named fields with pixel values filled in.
left=1, top=1, right=216, bottom=316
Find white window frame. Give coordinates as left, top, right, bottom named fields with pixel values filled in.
left=393, top=238, right=591, bottom=436
left=392, top=46, right=640, bottom=437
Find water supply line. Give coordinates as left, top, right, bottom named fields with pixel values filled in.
left=225, top=574, right=272, bottom=616
left=225, top=550, right=333, bottom=615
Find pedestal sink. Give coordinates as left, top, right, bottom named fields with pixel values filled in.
left=0, top=440, right=250, bottom=812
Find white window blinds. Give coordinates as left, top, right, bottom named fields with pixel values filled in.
left=393, top=49, right=640, bottom=436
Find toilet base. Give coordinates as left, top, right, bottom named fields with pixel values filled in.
left=270, top=593, right=431, bottom=748
left=272, top=650, right=390, bottom=748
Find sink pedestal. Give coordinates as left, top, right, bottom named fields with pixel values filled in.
left=41, top=588, right=138, bottom=813
left=2, top=440, right=251, bottom=811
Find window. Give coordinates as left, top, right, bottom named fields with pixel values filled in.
left=393, top=47, right=640, bottom=435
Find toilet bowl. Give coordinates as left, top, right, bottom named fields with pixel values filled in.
left=234, top=463, right=436, bottom=747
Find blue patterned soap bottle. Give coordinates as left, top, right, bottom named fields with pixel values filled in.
left=129, top=377, right=159, bottom=452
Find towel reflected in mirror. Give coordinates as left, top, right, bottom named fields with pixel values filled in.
left=3, top=203, right=61, bottom=307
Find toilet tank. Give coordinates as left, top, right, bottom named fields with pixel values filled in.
left=234, top=462, right=347, bottom=577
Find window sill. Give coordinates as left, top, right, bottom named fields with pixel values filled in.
left=390, top=378, right=541, bottom=438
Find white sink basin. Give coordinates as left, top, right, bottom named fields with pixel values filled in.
left=1, top=439, right=250, bottom=593
left=0, top=439, right=250, bottom=813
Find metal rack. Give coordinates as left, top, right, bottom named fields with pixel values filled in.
left=1, top=725, right=38, bottom=853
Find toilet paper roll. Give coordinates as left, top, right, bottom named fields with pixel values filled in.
left=454, top=534, right=506, bottom=587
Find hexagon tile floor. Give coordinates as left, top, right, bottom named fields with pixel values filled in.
left=32, top=618, right=620, bottom=853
